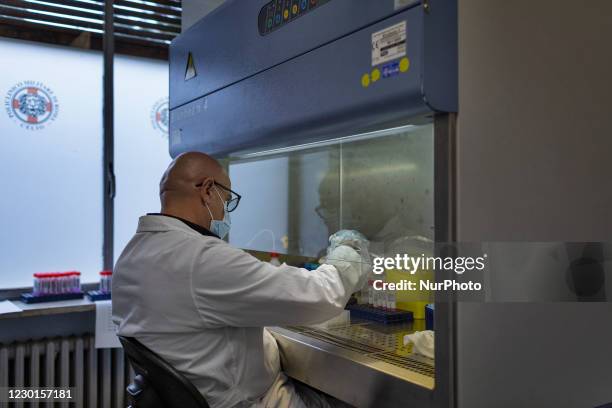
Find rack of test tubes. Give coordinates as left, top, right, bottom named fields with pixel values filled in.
left=346, top=303, right=413, bottom=324
left=21, top=271, right=83, bottom=303
left=344, top=279, right=414, bottom=324
left=87, top=270, right=112, bottom=301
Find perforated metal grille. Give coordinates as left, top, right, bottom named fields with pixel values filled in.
left=376, top=352, right=435, bottom=377
left=290, top=326, right=382, bottom=355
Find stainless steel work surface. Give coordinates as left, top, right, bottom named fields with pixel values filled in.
left=0, top=298, right=95, bottom=320
left=269, top=320, right=435, bottom=408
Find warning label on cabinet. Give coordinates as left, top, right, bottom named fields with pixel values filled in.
left=371, top=21, right=407, bottom=67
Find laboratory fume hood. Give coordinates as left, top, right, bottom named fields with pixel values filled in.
left=170, top=1, right=457, bottom=406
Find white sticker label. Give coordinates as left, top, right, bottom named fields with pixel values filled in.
left=371, top=21, right=407, bottom=67
left=394, top=0, right=413, bottom=10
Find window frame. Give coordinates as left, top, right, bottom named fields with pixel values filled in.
left=0, top=0, right=178, bottom=296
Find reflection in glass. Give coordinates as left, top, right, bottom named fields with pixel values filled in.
left=338, top=124, right=434, bottom=256
left=228, top=124, right=434, bottom=259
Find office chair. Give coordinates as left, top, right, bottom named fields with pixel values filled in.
left=119, top=336, right=210, bottom=408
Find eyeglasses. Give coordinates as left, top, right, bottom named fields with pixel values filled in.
left=196, top=180, right=241, bottom=212
left=214, top=182, right=241, bottom=212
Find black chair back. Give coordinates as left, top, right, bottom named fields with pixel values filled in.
left=119, top=336, right=210, bottom=408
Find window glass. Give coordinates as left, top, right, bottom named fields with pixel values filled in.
left=338, top=124, right=434, bottom=257
left=113, top=55, right=171, bottom=262
left=229, top=156, right=293, bottom=254
left=0, top=37, right=103, bottom=287
left=229, top=148, right=341, bottom=258
left=227, top=124, right=433, bottom=259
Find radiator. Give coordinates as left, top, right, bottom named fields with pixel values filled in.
left=0, top=334, right=132, bottom=408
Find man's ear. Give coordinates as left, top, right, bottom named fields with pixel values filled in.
left=198, top=177, right=215, bottom=204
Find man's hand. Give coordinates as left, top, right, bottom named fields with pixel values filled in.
left=328, top=229, right=369, bottom=255
left=325, top=230, right=371, bottom=291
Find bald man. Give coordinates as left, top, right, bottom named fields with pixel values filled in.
left=112, top=152, right=368, bottom=408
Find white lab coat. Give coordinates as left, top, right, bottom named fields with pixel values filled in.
left=112, top=215, right=364, bottom=408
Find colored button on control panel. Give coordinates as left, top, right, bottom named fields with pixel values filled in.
left=371, top=68, right=381, bottom=82
left=361, top=73, right=370, bottom=88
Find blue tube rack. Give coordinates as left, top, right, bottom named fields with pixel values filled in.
left=21, top=292, right=84, bottom=304
left=346, top=304, right=413, bottom=324
left=87, top=290, right=111, bottom=301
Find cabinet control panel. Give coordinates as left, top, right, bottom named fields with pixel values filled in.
left=258, top=0, right=332, bottom=35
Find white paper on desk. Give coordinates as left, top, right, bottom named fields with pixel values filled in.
left=95, top=300, right=121, bottom=348
left=0, top=300, right=22, bottom=315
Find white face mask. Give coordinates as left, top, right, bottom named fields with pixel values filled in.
left=205, top=186, right=231, bottom=239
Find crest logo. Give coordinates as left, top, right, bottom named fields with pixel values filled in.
left=4, top=81, right=58, bottom=130
left=150, top=97, right=169, bottom=138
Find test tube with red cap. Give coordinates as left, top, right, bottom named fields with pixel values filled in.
left=73, top=271, right=81, bottom=293
left=59, top=272, right=68, bottom=293
left=53, top=273, right=61, bottom=294
left=50, top=273, right=59, bottom=294
left=44, top=273, right=53, bottom=294
left=99, top=271, right=112, bottom=293
left=44, top=273, right=54, bottom=295
left=33, top=273, right=43, bottom=296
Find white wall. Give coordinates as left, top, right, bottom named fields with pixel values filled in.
left=456, top=0, right=612, bottom=406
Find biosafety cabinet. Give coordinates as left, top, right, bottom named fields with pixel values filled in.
left=170, top=1, right=457, bottom=406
